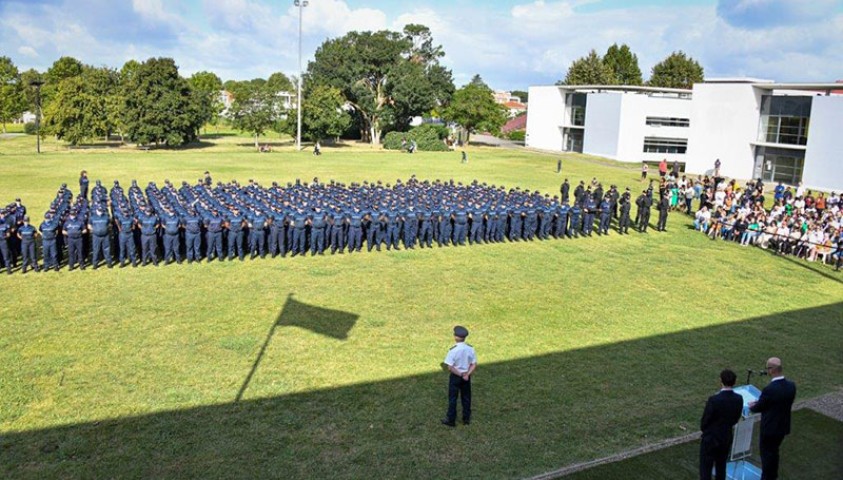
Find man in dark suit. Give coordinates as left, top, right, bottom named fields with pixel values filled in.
left=750, top=357, right=797, bottom=480
left=699, top=369, right=743, bottom=480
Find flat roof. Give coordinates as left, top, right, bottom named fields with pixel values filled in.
left=752, top=83, right=843, bottom=92
left=557, top=85, right=692, bottom=95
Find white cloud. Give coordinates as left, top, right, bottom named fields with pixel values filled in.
left=17, top=46, right=39, bottom=58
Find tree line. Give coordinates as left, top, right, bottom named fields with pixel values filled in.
left=559, top=44, right=704, bottom=89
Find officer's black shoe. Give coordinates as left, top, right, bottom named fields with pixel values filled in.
left=93, top=265, right=99, bottom=270
left=55, top=266, right=60, bottom=272
left=440, top=419, right=456, bottom=427
left=463, top=420, right=470, bottom=426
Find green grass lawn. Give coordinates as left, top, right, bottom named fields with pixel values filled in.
left=1, top=133, right=841, bottom=479
left=566, top=409, right=843, bottom=479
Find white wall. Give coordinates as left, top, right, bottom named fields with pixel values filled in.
left=525, top=86, right=566, bottom=151
left=803, top=95, right=843, bottom=192
left=616, top=94, right=692, bottom=164
left=685, top=83, right=762, bottom=179
left=582, top=92, right=622, bottom=159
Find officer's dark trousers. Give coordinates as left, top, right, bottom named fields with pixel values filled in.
left=439, top=223, right=451, bottom=246
left=292, top=229, right=306, bottom=254
left=582, top=214, right=594, bottom=234
left=365, top=226, right=377, bottom=251
left=454, top=224, right=467, bottom=245
left=92, top=234, right=112, bottom=266
left=21, top=241, right=37, bottom=271
left=310, top=228, right=325, bottom=254
left=640, top=211, right=651, bottom=232
left=0, top=242, right=11, bottom=273
left=599, top=215, right=611, bottom=234
left=567, top=217, right=579, bottom=237
left=330, top=225, right=344, bottom=253
left=228, top=230, right=245, bottom=260
left=497, top=218, right=507, bottom=241
left=119, top=233, right=137, bottom=263
left=68, top=236, right=84, bottom=268
left=269, top=227, right=285, bottom=256
left=699, top=437, right=729, bottom=480
left=348, top=227, right=362, bottom=251
left=184, top=233, right=199, bottom=261
left=619, top=214, right=630, bottom=233
left=555, top=216, right=567, bottom=237
left=510, top=220, right=522, bottom=241
left=759, top=434, right=784, bottom=480
left=141, top=234, right=157, bottom=264
left=387, top=226, right=400, bottom=249
left=42, top=240, right=57, bottom=269
left=484, top=220, right=495, bottom=242
left=420, top=224, right=433, bottom=247
left=469, top=222, right=482, bottom=244
left=446, top=373, right=471, bottom=423
left=163, top=233, right=180, bottom=262
left=251, top=230, right=266, bottom=257
left=657, top=212, right=668, bottom=231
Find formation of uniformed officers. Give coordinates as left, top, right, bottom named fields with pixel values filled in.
left=0, top=173, right=670, bottom=273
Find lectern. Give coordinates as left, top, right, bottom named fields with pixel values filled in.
left=725, top=385, right=763, bottom=480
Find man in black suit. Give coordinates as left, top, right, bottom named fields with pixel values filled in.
left=750, top=357, right=797, bottom=480
left=699, top=369, right=743, bottom=480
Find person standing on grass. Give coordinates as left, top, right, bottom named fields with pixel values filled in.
left=659, top=158, right=668, bottom=178
left=750, top=357, right=796, bottom=480
left=79, top=170, right=89, bottom=199
left=699, top=369, right=743, bottom=480
left=442, top=326, right=476, bottom=427
left=641, top=162, right=648, bottom=181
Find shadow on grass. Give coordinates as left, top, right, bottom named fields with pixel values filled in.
left=2, top=302, right=841, bottom=479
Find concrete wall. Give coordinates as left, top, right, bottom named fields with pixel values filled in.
left=803, top=95, right=843, bottom=192
left=616, top=94, right=692, bottom=164
left=685, top=83, right=763, bottom=179
left=582, top=92, right=622, bottom=159
left=525, top=86, right=566, bottom=151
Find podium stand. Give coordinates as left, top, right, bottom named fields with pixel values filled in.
left=726, top=385, right=763, bottom=480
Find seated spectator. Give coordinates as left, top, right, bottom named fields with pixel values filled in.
left=694, top=206, right=710, bottom=232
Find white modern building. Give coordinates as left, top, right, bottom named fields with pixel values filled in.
left=526, top=80, right=843, bottom=191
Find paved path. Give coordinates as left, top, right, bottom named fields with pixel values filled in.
left=471, top=133, right=523, bottom=149
left=526, top=389, right=843, bottom=479
left=0, top=133, right=24, bottom=140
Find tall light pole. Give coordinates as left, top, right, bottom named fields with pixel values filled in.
left=29, top=78, right=44, bottom=154
left=294, top=0, right=308, bottom=151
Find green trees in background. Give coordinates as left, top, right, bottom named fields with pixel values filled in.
left=188, top=71, right=224, bottom=131
left=0, top=56, right=27, bottom=133
left=648, top=51, right=705, bottom=89
left=228, top=79, right=287, bottom=149
left=442, top=80, right=506, bottom=145
left=603, top=43, right=643, bottom=86
left=283, top=85, right=350, bottom=143
left=559, top=49, right=616, bottom=86
left=307, top=24, right=454, bottom=145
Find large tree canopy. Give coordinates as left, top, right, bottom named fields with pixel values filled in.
left=648, top=51, right=704, bottom=89
left=442, top=80, right=506, bottom=145
left=558, top=50, right=615, bottom=86
left=120, top=57, right=204, bottom=146
left=42, top=67, right=117, bottom=145
left=307, top=24, right=453, bottom=144
left=228, top=79, right=286, bottom=148
left=603, top=44, right=643, bottom=85
left=0, top=56, right=27, bottom=133
left=283, top=85, right=350, bottom=143
left=188, top=71, right=224, bottom=129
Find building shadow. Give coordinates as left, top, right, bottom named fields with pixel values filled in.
left=2, top=302, right=841, bottom=479
left=235, top=294, right=358, bottom=402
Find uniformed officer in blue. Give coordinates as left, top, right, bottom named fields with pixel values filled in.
left=17, top=216, right=40, bottom=273
left=88, top=207, right=114, bottom=268
left=139, top=208, right=160, bottom=266
left=0, top=211, right=14, bottom=274
left=39, top=214, right=60, bottom=271
left=161, top=210, right=183, bottom=264
left=62, top=211, right=86, bottom=270
left=441, top=325, right=476, bottom=427
left=116, top=210, right=139, bottom=267
left=182, top=209, right=202, bottom=263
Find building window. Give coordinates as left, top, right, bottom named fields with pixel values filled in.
left=755, top=146, right=804, bottom=186
left=563, top=128, right=583, bottom=153
left=643, top=137, right=687, bottom=154
left=758, top=95, right=812, bottom=146
left=568, top=93, right=587, bottom=127
left=646, top=117, right=690, bottom=127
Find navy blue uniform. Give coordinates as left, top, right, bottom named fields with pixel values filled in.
left=40, top=220, right=59, bottom=270
left=63, top=217, right=85, bottom=269
left=89, top=214, right=113, bottom=267
left=227, top=213, right=246, bottom=260
left=249, top=213, right=267, bottom=258
left=291, top=212, right=308, bottom=256
left=18, top=223, right=39, bottom=272
left=310, top=212, right=327, bottom=255
left=555, top=204, right=569, bottom=238
left=183, top=213, right=202, bottom=262
left=117, top=216, right=138, bottom=266
left=582, top=197, right=596, bottom=236
left=268, top=212, right=286, bottom=257
left=453, top=210, right=469, bottom=246
left=598, top=199, right=612, bottom=235
left=139, top=213, right=159, bottom=265
left=329, top=211, right=346, bottom=254
left=0, top=219, right=11, bottom=274
left=568, top=205, right=581, bottom=238
left=348, top=211, right=364, bottom=252
left=469, top=207, right=484, bottom=244
left=205, top=215, right=224, bottom=261
left=161, top=215, right=182, bottom=263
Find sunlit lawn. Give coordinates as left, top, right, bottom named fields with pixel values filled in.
left=1, top=132, right=841, bottom=479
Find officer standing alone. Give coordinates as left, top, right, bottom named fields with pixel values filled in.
left=441, top=326, right=476, bottom=427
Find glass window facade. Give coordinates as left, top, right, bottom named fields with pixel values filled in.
left=758, top=95, right=812, bottom=146
left=569, top=93, right=587, bottom=127
left=643, top=137, right=687, bottom=154
left=563, top=128, right=583, bottom=153
left=756, top=146, right=805, bottom=185
left=646, top=117, right=690, bottom=127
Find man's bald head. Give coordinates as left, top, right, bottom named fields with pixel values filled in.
left=766, top=357, right=783, bottom=375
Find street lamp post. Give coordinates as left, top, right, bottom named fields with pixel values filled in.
left=29, top=79, right=44, bottom=154
left=294, top=0, right=308, bottom=151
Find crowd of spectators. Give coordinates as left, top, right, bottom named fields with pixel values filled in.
left=679, top=174, right=843, bottom=269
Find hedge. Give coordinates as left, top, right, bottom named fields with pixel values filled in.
left=383, top=124, right=450, bottom=152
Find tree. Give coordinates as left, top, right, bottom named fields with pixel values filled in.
left=120, top=57, right=203, bottom=146
left=19, top=68, right=43, bottom=114
left=603, top=44, right=642, bottom=85
left=42, top=66, right=119, bottom=145
left=42, top=56, right=84, bottom=110
left=228, top=80, right=286, bottom=149
left=511, top=90, right=529, bottom=104
left=648, top=51, right=704, bottom=89
left=266, top=72, right=294, bottom=93
left=469, top=74, right=488, bottom=88
left=284, top=85, right=350, bottom=143
left=559, top=50, right=615, bottom=85
left=307, top=25, right=454, bottom=145
left=0, top=56, right=27, bottom=133
left=442, top=81, right=507, bottom=144
left=188, top=71, right=224, bottom=130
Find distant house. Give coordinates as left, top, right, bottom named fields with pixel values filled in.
left=502, top=115, right=527, bottom=134
left=219, top=89, right=295, bottom=118
left=503, top=100, right=527, bottom=118
left=493, top=90, right=522, bottom=104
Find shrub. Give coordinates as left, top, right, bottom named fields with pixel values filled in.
left=383, top=124, right=450, bottom=152
left=507, top=130, right=525, bottom=142
left=24, top=122, right=38, bottom=135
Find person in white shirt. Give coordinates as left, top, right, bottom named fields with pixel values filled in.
left=442, top=325, right=477, bottom=426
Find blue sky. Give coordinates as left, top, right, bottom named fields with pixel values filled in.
left=1, top=0, right=841, bottom=90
